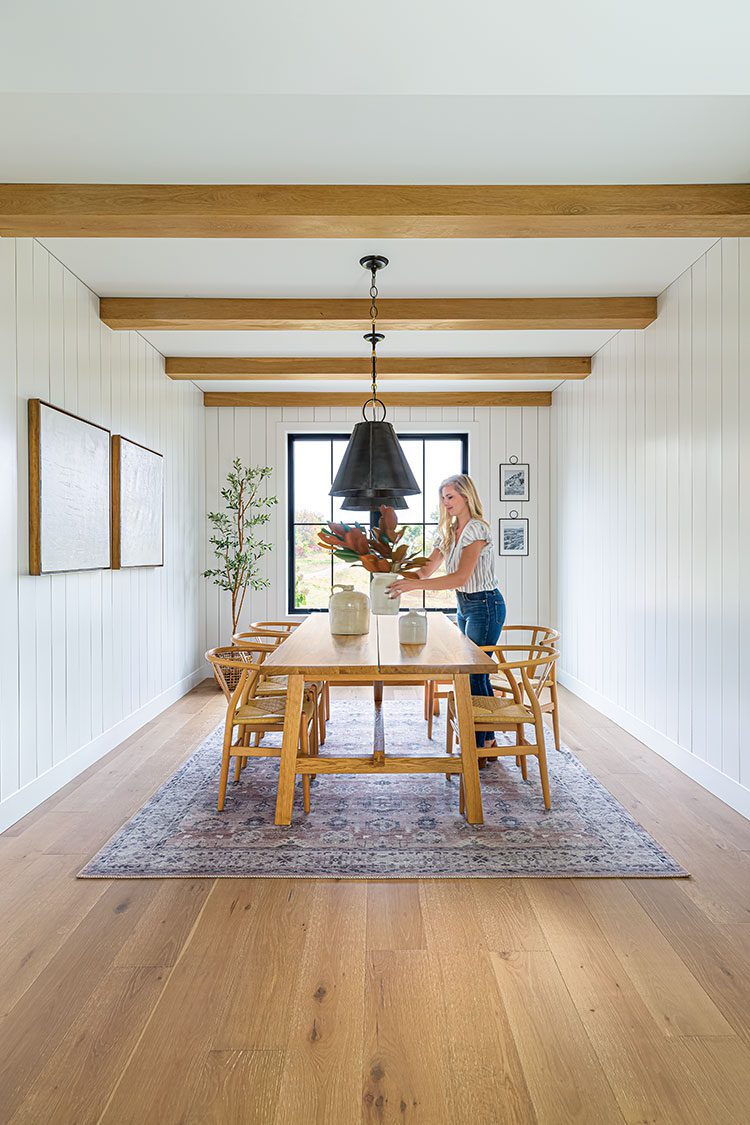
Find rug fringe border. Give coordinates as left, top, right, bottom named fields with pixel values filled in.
left=77, top=868, right=690, bottom=881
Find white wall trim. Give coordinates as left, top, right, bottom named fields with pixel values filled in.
left=559, top=669, right=750, bottom=820
left=0, top=665, right=206, bottom=832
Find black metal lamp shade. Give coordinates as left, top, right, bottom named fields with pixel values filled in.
left=340, top=490, right=408, bottom=511
left=330, top=421, right=420, bottom=497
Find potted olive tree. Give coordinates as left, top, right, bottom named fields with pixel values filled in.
left=203, top=459, right=278, bottom=637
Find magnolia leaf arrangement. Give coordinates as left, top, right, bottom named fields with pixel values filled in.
left=203, top=459, right=278, bottom=635
left=318, top=505, right=430, bottom=575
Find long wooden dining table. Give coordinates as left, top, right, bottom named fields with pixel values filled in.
left=261, top=612, right=496, bottom=826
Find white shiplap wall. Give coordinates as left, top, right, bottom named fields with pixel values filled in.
left=554, top=237, right=750, bottom=817
left=204, top=403, right=552, bottom=646
left=0, top=238, right=206, bottom=829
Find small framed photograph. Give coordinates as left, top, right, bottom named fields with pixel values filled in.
left=499, top=462, right=529, bottom=502
left=499, top=517, right=529, bottom=557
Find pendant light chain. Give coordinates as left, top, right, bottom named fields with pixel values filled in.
left=369, top=264, right=379, bottom=407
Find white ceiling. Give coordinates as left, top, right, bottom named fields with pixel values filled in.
left=3, top=95, right=749, bottom=183
left=46, top=236, right=714, bottom=393
left=3, top=2, right=750, bottom=94
left=42, top=238, right=716, bottom=299
left=140, top=328, right=618, bottom=358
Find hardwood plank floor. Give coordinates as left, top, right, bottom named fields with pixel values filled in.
left=1, top=680, right=749, bottom=1123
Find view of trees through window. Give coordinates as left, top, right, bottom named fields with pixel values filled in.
left=288, top=433, right=468, bottom=612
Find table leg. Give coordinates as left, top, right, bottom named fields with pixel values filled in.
left=454, top=673, right=483, bottom=825
left=373, top=680, right=385, bottom=767
left=274, top=673, right=305, bottom=826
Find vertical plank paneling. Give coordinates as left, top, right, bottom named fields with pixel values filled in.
left=16, top=239, right=39, bottom=786
left=0, top=239, right=20, bottom=801
left=0, top=237, right=204, bottom=829
left=555, top=237, right=749, bottom=815
left=48, top=255, right=67, bottom=765
left=704, top=242, right=723, bottom=771
left=690, top=253, right=708, bottom=762
left=31, top=241, right=53, bottom=778
left=739, top=239, right=750, bottom=791
left=720, top=239, right=740, bottom=782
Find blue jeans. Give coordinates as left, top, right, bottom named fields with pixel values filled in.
left=456, top=588, right=507, bottom=748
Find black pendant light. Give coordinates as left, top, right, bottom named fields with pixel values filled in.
left=340, top=491, right=408, bottom=511
left=329, top=255, right=420, bottom=508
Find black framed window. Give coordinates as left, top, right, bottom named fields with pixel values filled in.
left=288, top=432, right=469, bottom=613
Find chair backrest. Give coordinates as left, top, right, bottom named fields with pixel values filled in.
left=482, top=644, right=559, bottom=723
left=232, top=631, right=279, bottom=656
left=499, top=625, right=560, bottom=680
left=205, top=646, right=264, bottom=705
left=243, top=621, right=300, bottom=648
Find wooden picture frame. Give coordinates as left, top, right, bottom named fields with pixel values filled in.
left=499, top=462, right=530, bottom=502
left=499, top=517, right=529, bottom=557
left=111, top=435, right=164, bottom=569
left=28, top=399, right=111, bottom=575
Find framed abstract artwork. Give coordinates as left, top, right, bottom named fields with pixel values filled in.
left=111, top=436, right=164, bottom=569
left=28, top=399, right=111, bottom=575
left=499, top=461, right=530, bottom=502
left=499, top=515, right=529, bottom=557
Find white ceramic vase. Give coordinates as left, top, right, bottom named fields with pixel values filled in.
left=370, top=572, right=400, bottom=615
left=399, top=608, right=428, bottom=644
left=328, top=584, right=370, bottom=634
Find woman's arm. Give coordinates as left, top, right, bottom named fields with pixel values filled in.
left=388, top=539, right=486, bottom=596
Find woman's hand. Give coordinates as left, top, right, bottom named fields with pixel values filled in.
left=388, top=576, right=422, bottom=597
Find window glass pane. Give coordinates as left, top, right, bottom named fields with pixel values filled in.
left=293, top=440, right=331, bottom=524
left=396, top=439, right=424, bottom=522
left=396, top=524, right=425, bottom=608
left=332, top=560, right=371, bottom=600
left=424, top=522, right=440, bottom=555
left=424, top=439, right=465, bottom=523
left=293, top=525, right=331, bottom=610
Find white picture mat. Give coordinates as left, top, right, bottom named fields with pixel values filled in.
left=118, top=439, right=164, bottom=567
left=500, top=463, right=529, bottom=501
left=39, top=404, right=110, bottom=572
left=499, top=518, right=529, bottom=556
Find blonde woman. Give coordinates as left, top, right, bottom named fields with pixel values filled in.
left=389, top=474, right=506, bottom=748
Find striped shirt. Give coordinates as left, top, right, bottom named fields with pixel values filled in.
left=433, top=519, right=497, bottom=593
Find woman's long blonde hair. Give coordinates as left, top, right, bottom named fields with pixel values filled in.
left=437, top=474, right=489, bottom=550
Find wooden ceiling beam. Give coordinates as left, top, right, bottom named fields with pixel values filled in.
left=101, top=297, right=655, bottom=331
left=165, top=355, right=591, bottom=380
left=203, top=391, right=552, bottom=407
left=1, top=183, right=749, bottom=238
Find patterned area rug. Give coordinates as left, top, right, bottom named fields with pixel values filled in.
left=79, top=700, right=687, bottom=879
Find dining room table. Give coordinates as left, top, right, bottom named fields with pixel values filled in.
left=261, top=611, right=497, bottom=826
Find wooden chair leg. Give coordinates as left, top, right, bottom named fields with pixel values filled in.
left=535, top=719, right=551, bottom=808
left=459, top=775, right=465, bottom=816
left=520, top=754, right=528, bottom=781
left=427, top=681, right=435, bottom=740
left=233, top=752, right=242, bottom=783
left=433, top=688, right=440, bottom=717
left=301, top=722, right=311, bottom=815
left=317, top=690, right=326, bottom=746
left=324, top=681, right=331, bottom=720
left=550, top=682, right=561, bottom=750
left=423, top=680, right=430, bottom=721
left=218, top=733, right=232, bottom=812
